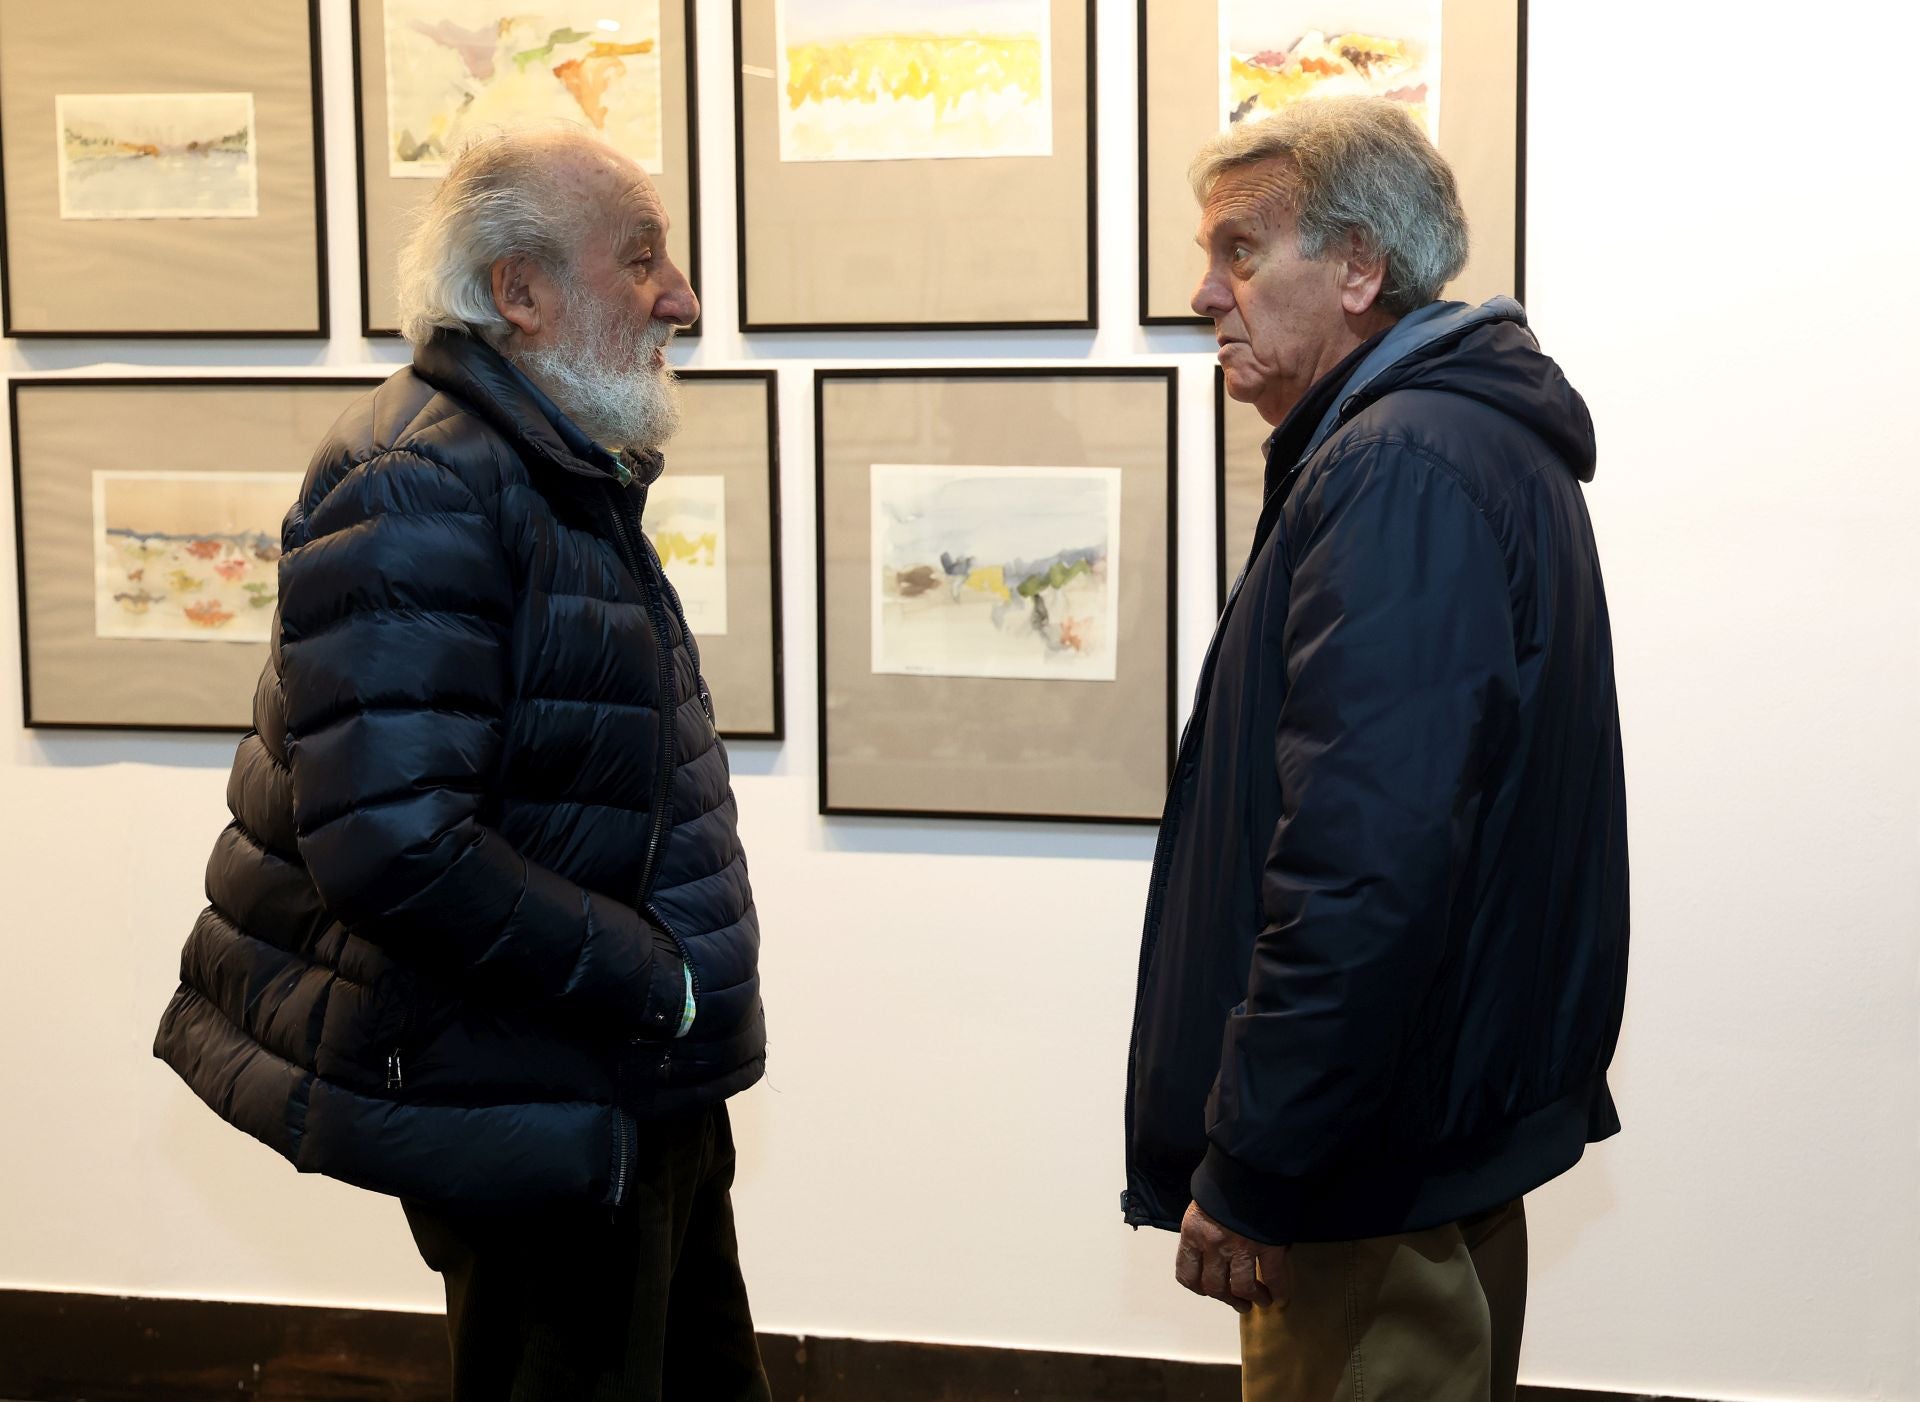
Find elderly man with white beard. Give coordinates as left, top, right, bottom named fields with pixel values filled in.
left=153, top=127, right=771, bottom=1401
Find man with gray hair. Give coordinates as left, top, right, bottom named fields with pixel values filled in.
left=153, top=126, right=770, bottom=1400
left=1122, top=97, right=1627, bottom=1400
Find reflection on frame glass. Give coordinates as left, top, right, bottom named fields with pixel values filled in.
left=815, top=368, right=1176, bottom=824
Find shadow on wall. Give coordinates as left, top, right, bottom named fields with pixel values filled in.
left=815, top=814, right=1157, bottom=863
left=14, top=730, right=242, bottom=771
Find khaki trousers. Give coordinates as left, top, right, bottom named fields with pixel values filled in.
left=1241, top=1199, right=1527, bottom=1402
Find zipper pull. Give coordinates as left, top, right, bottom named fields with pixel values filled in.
left=386, top=1050, right=403, bottom=1091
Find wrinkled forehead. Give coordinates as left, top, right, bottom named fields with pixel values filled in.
left=551, top=146, right=667, bottom=253
left=1197, top=159, right=1297, bottom=240
left=604, top=179, right=667, bottom=248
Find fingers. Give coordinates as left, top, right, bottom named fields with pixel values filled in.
left=1174, top=1237, right=1205, bottom=1297
left=1228, top=1249, right=1271, bottom=1310
left=1255, top=1244, right=1293, bottom=1310
left=1200, top=1235, right=1245, bottom=1312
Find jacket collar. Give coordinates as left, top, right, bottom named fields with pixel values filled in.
left=1300, top=296, right=1529, bottom=459
left=411, top=330, right=665, bottom=487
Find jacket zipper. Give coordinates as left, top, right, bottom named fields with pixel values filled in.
left=610, top=1108, right=634, bottom=1208
left=602, top=481, right=679, bottom=901
left=1119, top=458, right=1302, bottom=1220
left=602, top=480, right=700, bottom=1070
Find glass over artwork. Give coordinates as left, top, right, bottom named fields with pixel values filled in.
left=869, top=463, right=1120, bottom=682
left=775, top=0, right=1052, bottom=162
left=643, top=474, right=729, bottom=636
left=384, top=0, right=666, bottom=175
left=91, top=471, right=296, bottom=643
left=1220, top=0, right=1440, bottom=137
left=55, top=92, right=258, bottom=220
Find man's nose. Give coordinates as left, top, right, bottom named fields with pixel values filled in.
left=1191, top=269, right=1229, bottom=321
left=660, top=262, right=699, bottom=329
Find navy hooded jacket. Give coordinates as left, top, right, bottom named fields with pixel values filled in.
left=154, top=331, right=766, bottom=1208
left=1123, top=299, right=1628, bottom=1244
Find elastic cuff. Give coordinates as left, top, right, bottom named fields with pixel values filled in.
left=1190, top=1144, right=1306, bottom=1247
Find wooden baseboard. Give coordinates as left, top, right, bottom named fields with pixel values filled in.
left=0, top=1289, right=1684, bottom=1401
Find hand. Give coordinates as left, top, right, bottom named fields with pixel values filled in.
left=1175, top=1201, right=1292, bottom=1314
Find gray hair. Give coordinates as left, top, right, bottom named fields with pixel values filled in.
left=395, top=125, right=601, bottom=347
left=1190, top=97, right=1468, bottom=316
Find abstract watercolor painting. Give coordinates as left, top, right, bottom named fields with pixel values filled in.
left=870, top=463, right=1120, bottom=682
left=776, top=0, right=1052, bottom=162
left=384, top=0, right=664, bottom=176
left=1219, top=0, right=1440, bottom=137
left=92, top=472, right=298, bottom=642
left=643, top=474, right=728, bottom=636
left=56, top=93, right=258, bottom=220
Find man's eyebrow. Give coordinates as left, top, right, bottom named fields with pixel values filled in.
left=1194, top=218, right=1251, bottom=250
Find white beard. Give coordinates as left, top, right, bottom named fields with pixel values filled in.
left=511, top=287, right=682, bottom=455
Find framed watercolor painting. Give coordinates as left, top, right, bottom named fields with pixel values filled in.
left=10, top=378, right=382, bottom=730
left=0, top=0, right=328, bottom=337
left=734, top=0, right=1097, bottom=331
left=1137, top=0, right=1525, bottom=325
left=814, top=367, right=1176, bottom=823
left=351, top=0, right=701, bottom=336
left=647, top=370, right=786, bottom=741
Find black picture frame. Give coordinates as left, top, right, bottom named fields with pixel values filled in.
left=11, top=375, right=386, bottom=733
left=732, top=0, right=1099, bottom=334
left=0, top=0, right=330, bottom=340
left=1135, top=0, right=1529, bottom=327
left=669, top=367, right=785, bottom=743
left=813, top=366, right=1177, bottom=826
left=349, top=0, right=704, bottom=339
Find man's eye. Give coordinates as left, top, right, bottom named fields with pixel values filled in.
left=1229, top=244, right=1250, bottom=262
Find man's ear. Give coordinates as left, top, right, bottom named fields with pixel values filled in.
left=491, top=254, right=545, bottom=339
left=1337, top=231, right=1389, bottom=318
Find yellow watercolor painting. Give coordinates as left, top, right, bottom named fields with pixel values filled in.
left=1220, top=0, right=1440, bottom=139
left=384, top=0, right=665, bottom=176
left=776, top=0, right=1052, bottom=162
left=642, top=474, right=728, bottom=635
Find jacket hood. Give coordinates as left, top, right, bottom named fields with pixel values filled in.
left=1319, top=298, right=1598, bottom=482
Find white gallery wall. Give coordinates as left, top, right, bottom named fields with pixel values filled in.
left=2, top=2, right=1916, bottom=1398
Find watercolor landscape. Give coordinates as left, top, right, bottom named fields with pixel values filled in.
left=643, top=474, right=729, bottom=636
left=776, top=0, right=1052, bottom=162
left=92, top=472, right=298, bottom=643
left=1220, top=0, right=1440, bottom=137
left=384, top=0, right=665, bottom=175
left=57, top=92, right=258, bottom=220
left=870, top=464, right=1120, bottom=682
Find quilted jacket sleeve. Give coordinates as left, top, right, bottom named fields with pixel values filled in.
left=276, top=447, right=686, bottom=1042
left=1190, top=438, right=1522, bottom=1244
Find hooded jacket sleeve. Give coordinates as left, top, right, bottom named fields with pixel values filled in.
left=275, top=447, right=686, bottom=1041
left=1190, top=437, right=1521, bottom=1244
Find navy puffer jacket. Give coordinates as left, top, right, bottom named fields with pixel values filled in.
left=154, top=331, right=765, bottom=1208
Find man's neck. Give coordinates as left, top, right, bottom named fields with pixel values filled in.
left=1255, top=312, right=1400, bottom=427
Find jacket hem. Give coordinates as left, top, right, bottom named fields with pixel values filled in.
left=1188, top=1076, right=1614, bottom=1245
